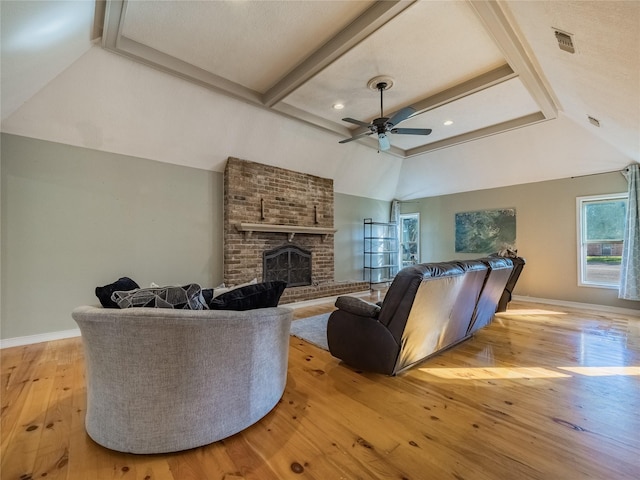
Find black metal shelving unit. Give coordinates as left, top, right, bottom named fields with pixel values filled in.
left=363, top=218, right=398, bottom=287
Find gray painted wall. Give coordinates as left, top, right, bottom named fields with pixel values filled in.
left=1, top=134, right=222, bottom=339
left=2, top=133, right=636, bottom=341
left=399, top=173, right=639, bottom=311
left=334, top=193, right=391, bottom=283
left=0, top=133, right=388, bottom=340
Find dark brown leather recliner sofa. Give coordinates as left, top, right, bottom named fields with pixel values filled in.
left=493, top=255, right=526, bottom=312
left=327, top=257, right=516, bottom=375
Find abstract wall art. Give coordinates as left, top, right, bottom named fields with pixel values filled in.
left=455, top=208, right=516, bottom=253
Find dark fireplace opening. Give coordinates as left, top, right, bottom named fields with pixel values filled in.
left=264, top=245, right=312, bottom=287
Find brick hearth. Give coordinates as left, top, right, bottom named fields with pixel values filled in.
left=278, top=281, right=370, bottom=305
left=223, top=157, right=368, bottom=302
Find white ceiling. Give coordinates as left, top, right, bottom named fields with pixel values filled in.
left=1, top=0, right=638, bottom=200
left=102, top=0, right=556, bottom=156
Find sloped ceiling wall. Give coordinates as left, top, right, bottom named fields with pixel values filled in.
left=1, top=46, right=402, bottom=200
left=1, top=1, right=637, bottom=201
left=502, top=0, right=639, bottom=162
left=0, top=0, right=95, bottom=119
left=395, top=112, right=633, bottom=199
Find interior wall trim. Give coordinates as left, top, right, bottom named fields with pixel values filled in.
left=0, top=328, right=81, bottom=350
left=511, top=295, right=640, bottom=317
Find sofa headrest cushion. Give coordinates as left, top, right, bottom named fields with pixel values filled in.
left=479, top=257, right=514, bottom=270
left=453, top=260, right=488, bottom=273
left=414, top=261, right=466, bottom=279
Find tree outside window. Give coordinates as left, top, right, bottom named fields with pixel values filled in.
left=578, top=194, right=627, bottom=287
left=399, top=213, right=420, bottom=268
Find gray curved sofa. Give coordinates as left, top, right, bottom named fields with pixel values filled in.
left=72, top=305, right=293, bottom=454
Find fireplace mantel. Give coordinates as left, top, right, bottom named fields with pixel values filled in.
left=236, top=223, right=337, bottom=242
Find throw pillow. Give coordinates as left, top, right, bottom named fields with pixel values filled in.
left=95, top=277, right=140, bottom=308
left=335, top=296, right=381, bottom=318
left=202, top=280, right=252, bottom=304
left=211, top=278, right=258, bottom=299
left=112, top=283, right=208, bottom=310
left=208, top=281, right=287, bottom=311
left=202, top=288, right=214, bottom=305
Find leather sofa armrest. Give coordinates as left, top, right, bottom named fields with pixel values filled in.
left=335, top=296, right=381, bottom=318
left=327, top=309, right=399, bottom=375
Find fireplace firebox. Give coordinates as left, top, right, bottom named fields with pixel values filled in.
left=263, top=245, right=312, bottom=287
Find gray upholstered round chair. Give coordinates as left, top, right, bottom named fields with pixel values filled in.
left=72, top=305, right=292, bottom=454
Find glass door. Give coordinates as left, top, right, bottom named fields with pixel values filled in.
left=399, top=213, right=420, bottom=268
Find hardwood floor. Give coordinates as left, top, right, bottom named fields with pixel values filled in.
left=2, top=297, right=639, bottom=479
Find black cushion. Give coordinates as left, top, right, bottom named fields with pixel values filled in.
left=208, top=281, right=287, bottom=311
left=202, top=288, right=214, bottom=305
left=95, top=277, right=139, bottom=308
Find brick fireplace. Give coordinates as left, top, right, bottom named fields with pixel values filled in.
left=223, top=157, right=368, bottom=303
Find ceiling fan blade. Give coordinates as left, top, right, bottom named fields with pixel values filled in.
left=386, top=107, right=416, bottom=127
left=390, top=127, right=432, bottom=135
left=378, top=134, right=391, bottom=151
left=338, top=131, right=374, bottom=144
left=342, top=117, right=373, bottom=128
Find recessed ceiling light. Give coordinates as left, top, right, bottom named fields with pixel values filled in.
left=333, top=103, right=345, bottom=110
left=444, top=120, right=453, bottom=126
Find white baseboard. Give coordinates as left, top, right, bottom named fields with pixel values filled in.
left=512, top=295, right=640, bottom=317
left=1, top=328, right=81, bottom=349
left=284, top=290, right=371, bottom=310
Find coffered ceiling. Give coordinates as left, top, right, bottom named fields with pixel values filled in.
left=1, top=1, right=638, bottom=200
left=101, top=0, right=555, bottom=157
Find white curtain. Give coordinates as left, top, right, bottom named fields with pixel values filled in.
left=390, top=200, right=400, bottom=273
left=390, top=199, right=400, bottom=225
left=619, top=163, right=640, bottom=300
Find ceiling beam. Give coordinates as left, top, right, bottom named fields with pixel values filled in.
left=272, top=102, right=405, bottom=158
left=92, top=0, right=107, bottom=40
left=271, top=103, right=351, bottom=137
left=410, top=64, right=515, bottom=115
left=345, top=64, right=516, bottom=138
left=103, top=1, right=263, bottom=104
left=468, top=0, right=558, bottom=119
left=405, top=112, right=546, bottom=156
left=101, top=0, right=411, bottom=142
left=261, top=0, right=417, bottom=107
left=100, top=0, right=552, bottom=160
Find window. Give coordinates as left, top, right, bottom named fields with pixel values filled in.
left=399, top=213, right=420, bottom=268
left=577, top=193, right=627, bottom=288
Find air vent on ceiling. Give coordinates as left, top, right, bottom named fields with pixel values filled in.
left=554, top=29, right=575, bottom=54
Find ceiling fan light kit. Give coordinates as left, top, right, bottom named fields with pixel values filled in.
left=339, top=76, right=432, bottom=152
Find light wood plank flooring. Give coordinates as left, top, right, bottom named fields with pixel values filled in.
left=2, top=297, right=639, bottom=479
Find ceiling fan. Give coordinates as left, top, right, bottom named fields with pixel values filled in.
left=339, top=79, right=432, bottom=151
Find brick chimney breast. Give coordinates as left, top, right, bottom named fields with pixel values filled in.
left=223, top=158, right=335, bottom=288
